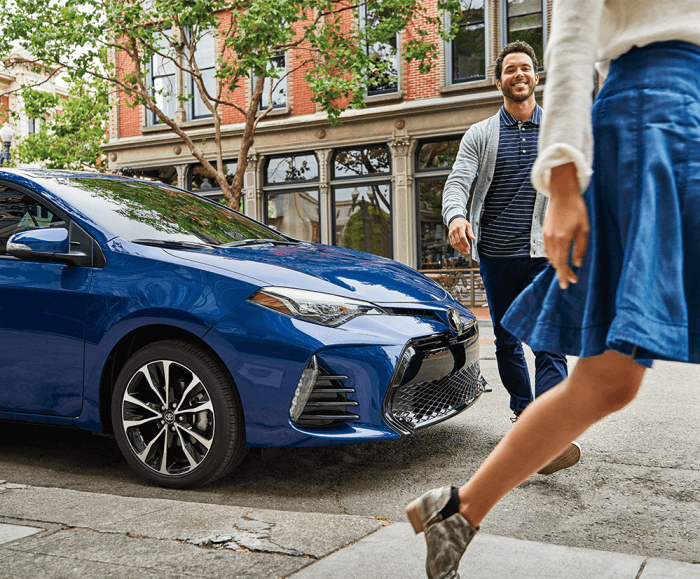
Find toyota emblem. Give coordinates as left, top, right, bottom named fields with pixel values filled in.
left=447, top=308, right=462, bottom=334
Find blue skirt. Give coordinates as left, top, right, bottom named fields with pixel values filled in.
left=502, top=41, right=700, bottom=368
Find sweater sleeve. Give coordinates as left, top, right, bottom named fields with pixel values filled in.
left=442, top=122, right=483, bottom=226
left=531, top=0, right=605, bottom=197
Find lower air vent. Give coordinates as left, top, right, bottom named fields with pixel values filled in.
left=293, top=371, right=359, bottom=428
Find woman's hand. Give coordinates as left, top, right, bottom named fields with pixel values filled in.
left=544, top=162, right=590, bottom=290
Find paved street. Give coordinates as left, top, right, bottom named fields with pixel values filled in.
left=0, top=315, right=698, bottom=572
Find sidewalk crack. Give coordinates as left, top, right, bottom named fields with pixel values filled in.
left=635, top=558, right=648, bottom=579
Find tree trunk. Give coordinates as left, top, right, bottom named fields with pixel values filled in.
left=227, top=75, right=266, bottom=211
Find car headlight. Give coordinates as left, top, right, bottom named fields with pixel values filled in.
left=248, top=287, right=386, bottom=327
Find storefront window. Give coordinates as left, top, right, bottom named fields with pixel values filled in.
left=263, top=154, right=320, bottom=242
left=266, top=153, right=319, bottom=184
left=333, top=184, right=392, bottom=258
left=417, top=139, right=461, bottom=170
left=415, top=139, right=475, bottom=270
left=188, top=161, right=242, bottom=211
left=333, top=145, right=390, bottom=178
left=266, top=189, right=320, bottom=242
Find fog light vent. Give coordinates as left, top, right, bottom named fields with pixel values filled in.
left=290, top=359, right=359, bottom=428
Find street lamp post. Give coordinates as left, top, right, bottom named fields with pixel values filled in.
left=0, top=124, right=14, bottom=166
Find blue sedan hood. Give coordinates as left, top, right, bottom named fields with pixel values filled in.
left=166, top=243, right=448, bottom=304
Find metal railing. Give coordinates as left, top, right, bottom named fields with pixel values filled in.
left=421, top=268, right=486, bottom=308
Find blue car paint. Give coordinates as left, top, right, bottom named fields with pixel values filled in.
left=0, top=259, right=90, bottom=416
left=8, top=227, right=70, bottom=254
left=168, top=242, right=449, bottom=304
left=0, top=169, right=478, bottom=450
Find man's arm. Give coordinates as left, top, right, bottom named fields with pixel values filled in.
left=442, top=127, right=482, bottom=256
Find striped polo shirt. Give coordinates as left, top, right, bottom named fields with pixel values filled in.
left=478, top=104, right=542, bottom=258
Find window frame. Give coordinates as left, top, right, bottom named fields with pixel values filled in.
left=445, top=0, right=489, bottom=86
left=358, top=5, right=400, bottom=97
left=186, top=29, right=217, bottom=121
left=146, top=28, right=178, bottom=127
left=330, top=144, right=393, bottom=258
left=262, top=153, right=321, bottom=242
left=414, top=137, right=475, bottom=270
left=254, top=52, right=288, bottom=112
left=501, top=0, right=547, bottom=71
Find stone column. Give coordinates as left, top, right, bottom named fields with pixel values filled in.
left=244, top=152, right=264, bottom=219
left=314, top=148, right=333, bottom=245
left=388, top=136, right=417, bottom=268
left=175, top=164, right=189, bottom=190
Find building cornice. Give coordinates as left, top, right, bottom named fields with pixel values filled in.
left=102, top=86, right=526, bottom=153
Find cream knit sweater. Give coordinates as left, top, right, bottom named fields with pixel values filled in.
left=532, top=0, right=700, bottom=196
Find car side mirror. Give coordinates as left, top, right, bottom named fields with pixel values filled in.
left=7, top=227, right=91, bottom=267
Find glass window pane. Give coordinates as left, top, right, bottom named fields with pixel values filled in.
left=453, top=22, right=485, bottom=82
left=260, top=53, right=287, bottom=110
left=367, top=38, right=399, bottom=94
left=417, top=140, right=461, bottom=170
left=508, top=13, right=543, bottom=65
left=362, top=6, right=399, bottom=95
left=195, top=31, right=216, bottom=69
left=418, top=179, right=470, bottom=269
left=190, top=161, right=239, bottom=191
left=134, top=167, right=178, bottom=187
left=266, top=190, right=320, bottom=242
left=193, top=68, right=216, bottom=118
left=334, top=184, right=391, bottom=258
left=0, top=188, right=64, bottom=254
left=266, top=154, right=319, bottom=184
left=153, top=75, right=177, bottom=120
left=153, top=53, right=176, bottom=77
left=333, top=147, right=390, bottom=178
left=507, top=0, right=541, bottom=18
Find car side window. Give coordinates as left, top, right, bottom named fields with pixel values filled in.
left=0, top=187, right=64, bottom=255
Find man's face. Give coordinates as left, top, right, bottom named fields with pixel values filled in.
left=497, top=52, right=539, bottom=103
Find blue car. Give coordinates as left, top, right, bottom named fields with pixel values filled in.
left=0, top=169, right=487, bottom=487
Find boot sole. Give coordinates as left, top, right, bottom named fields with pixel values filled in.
left=405, top=499, right=425, bottom=534
left=538, top=442, right=581, bottom=475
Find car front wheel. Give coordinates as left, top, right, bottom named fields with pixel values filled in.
left=111, top=340, right=246, bottom=488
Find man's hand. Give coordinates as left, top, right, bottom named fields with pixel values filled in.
left=544, top=162, right=589, bottom=290
left=448, top=217, right=476, bottom=255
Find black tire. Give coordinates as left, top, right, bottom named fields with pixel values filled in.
left=111, top=339, right=246, bottom=488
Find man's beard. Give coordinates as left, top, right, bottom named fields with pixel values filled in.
left=501, top=80, right=535, bottom=102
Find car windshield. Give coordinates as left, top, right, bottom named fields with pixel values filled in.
left=52, top=177, right=288, bottom=246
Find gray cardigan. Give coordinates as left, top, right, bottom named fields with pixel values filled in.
left=441, top=112, right=549, bottom=263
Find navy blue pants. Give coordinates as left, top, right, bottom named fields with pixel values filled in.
left=479, top=255, right=568, bottom=414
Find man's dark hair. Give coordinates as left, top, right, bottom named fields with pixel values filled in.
left=494, top=41, right=539, bottom=81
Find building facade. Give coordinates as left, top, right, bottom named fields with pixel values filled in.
left=0, top=50, right=68, bottom=161
left=103, top=0, right=552, bottom=305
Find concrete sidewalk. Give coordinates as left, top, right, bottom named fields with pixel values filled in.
left=1, top=481, right=698, bottom=579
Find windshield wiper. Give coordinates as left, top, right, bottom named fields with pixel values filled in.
left=221, top=238, right=297, bottom=248
left=131, top=238, right=212, bottom=249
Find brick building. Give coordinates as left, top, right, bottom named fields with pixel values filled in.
left=103, top=0, right=552, bottom=305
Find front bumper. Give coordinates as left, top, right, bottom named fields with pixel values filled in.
left=207, top=301, right=488, bottom=446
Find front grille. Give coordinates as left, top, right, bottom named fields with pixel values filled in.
left=294, top=372, right=359, bottom=428
left=391, top=360, right=485, bottom=431
left=383, top=327, right=486, bottom=434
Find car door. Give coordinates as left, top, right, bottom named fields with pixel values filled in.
left=0, top=185, right=90, bottom=416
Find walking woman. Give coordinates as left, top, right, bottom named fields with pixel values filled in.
left=406, top=1, right=700, bottom=577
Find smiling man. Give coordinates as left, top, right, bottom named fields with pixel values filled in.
left=442, top=41, right=579, bottom=475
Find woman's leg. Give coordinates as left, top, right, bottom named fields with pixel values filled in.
left=458, top=349, right=647, bottom=527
